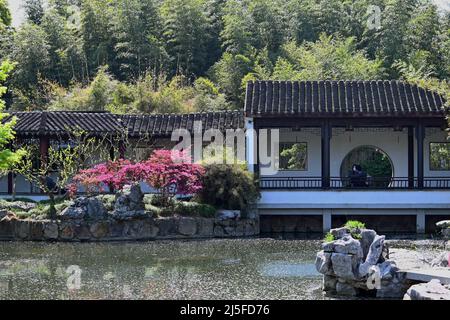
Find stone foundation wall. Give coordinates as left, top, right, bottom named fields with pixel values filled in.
left=0, top=217, right=259, bottom=242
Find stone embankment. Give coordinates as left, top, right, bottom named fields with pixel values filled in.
left=0, top=185, right=258, bottom=241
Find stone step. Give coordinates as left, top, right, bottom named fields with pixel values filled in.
left=402, top=268, right=450, bottom=285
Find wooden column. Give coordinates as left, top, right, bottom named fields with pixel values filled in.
left=7, top=172, right=13, bottom=194
left=416, top=122, right=425, bottom=189
left=39, top=137, right=50, bottom=195
left=109, top=146, right=115, bottom=161
left=255, top=128, right=260, bottom=175
left=408, top=126, right=415, bottom=188
left=118, top=140, right=126, bottom=159
left=321, top=120, right=331, bottom=189
left=39, top=136, right=50, bottom=165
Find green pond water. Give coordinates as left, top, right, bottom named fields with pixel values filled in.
left=0, top=239, right=326, bottom=300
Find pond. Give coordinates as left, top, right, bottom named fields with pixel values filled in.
left=0, top=239, right=326, bottom=300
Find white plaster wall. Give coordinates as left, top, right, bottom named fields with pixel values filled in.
left=259, top=127, right=450, bottom=180
left=260, top=127, right=322, bottom=177
left=330, top=127, right=408, bottom=177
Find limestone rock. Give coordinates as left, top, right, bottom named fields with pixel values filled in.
left=333, top=235, right=363, bottom=258
left=404, top=279, right=450, bottom=300
left=323, top=275, right=337, bottom=292
left=443, top=229, right=450, bottom=239
left=436, top=220, right=450, bottom=230
left=30, top=221, right=44, bottom=240
left=358, top=235, right=385, bottom=277
left=156, top=218, right=177, bottom=237
left=111, top=184, right=147, bottom=221
left=360, top=229, right=377, bottom=259
left=0, top=210, right=8, bottom=220
left=178, top=218, right=197, bottom=236
left=111, top=210, right=148, bottom=221
left=15, top=220, right=30, bottom=239
left=197, top=218, right=214, bottom=237
left=336, top=281, right=358, bottom=296
left=216, top=210, right=240, bottom=220
left=377, top=280, right=408, bottom=299
left=322, top=241, right=336, bottom=252
left=115, top=184, right=145, bottom=211
left=315, top=251, right=333, bottom=275
left=330, top=227, right=350, bottom=239
left=331, top=253, right=358, bottom=280
left=59, top=197, right=108, bottom=221
left=59, top=222, right=75, bottom=240
left=43, top=222, right=59, bottom=240
left=90, top=222, right=109, bottom=239
left=378, top=260, right=398, bottom=280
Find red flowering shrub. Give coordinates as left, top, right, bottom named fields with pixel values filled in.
left=70, top=150, right=204, bottom=205
left=144, top=150, right=204, bottom=204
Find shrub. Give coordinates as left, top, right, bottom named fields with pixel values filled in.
left=344, top=220, right=366, bottom=230
left=344, top=220, right=365, bottom=239
left=174, top=201, right=216, bottom=218
left=197, top=164, right=260, bottom=214
left=324, top=232, right=335, bottom=242
left=144, top=150, right=204, bottom=206
left=71, top=150, right=204, bottom=206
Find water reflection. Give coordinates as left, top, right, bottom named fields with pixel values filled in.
left=259, top=262, right=319, bottom=278
left=0, top=239, right=324, bottom=300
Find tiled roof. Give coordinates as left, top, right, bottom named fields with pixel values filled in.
left=245, top=80, right=446, bottom=117
left=120, top=110, right=245, bottom=137
left=4, top=111, right=123, bottom=136
left=4, top=110, right=245, bottom=137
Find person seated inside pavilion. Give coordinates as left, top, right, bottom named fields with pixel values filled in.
left=348, top=164, right=368, bottom=188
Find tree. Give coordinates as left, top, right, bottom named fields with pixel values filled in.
left=24, top=0, right=45, bottom=25
left=72, top=149, right=205, bottom=207
left=13, top=130, right=112, bottom=219
left=209, top=52, right=253, bottom=108
left=0, top=61, right=25, bottom=172
left=113, top=0, right=166, bottom=80
left=80, top=0, right=117, bottom=78
left=0, top=0, right=11, bottom=28
left=160, top=0, right=211, bottom=78
left=270, top=34, right=384, bottom=81
left=9, top=23, right=50, bottom=109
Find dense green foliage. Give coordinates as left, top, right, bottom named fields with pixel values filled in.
left=0, top=0, right=448, bottom=112
left=198, top=164, right=260, bottom=214
left=0, top=61, right=25, bottom=172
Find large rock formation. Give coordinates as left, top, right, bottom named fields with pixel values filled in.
left=436, top=220, right=450, bottom=239
left=315, top=227, right=409, bottom=298
left=59, top=197, right=108, bottom=221
left=111, top=184, right=148, bottom=220
left=404, top=279, right=450, bottom=300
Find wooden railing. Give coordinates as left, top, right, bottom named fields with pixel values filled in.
left=259, top=177, right=450, bottom=190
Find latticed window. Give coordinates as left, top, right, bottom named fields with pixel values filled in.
left=279, top=142, right=308, bottom=171
left=430, top=143, right=450, bottom=171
